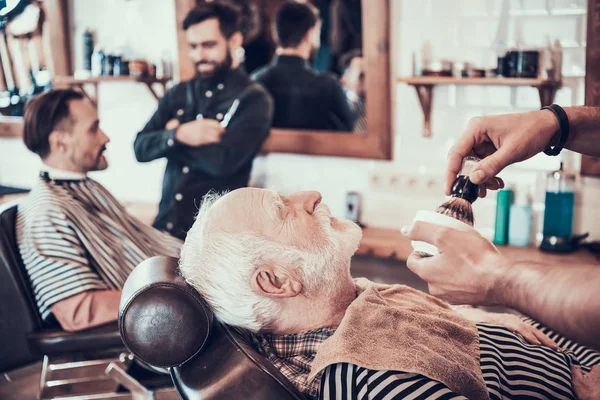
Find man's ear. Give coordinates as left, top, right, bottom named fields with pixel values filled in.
left=48, top=130, right=68, bottom=153
left=340, top=74, right=348, bottom=87
left=251, top=265, right=302, bottom=298
left=303, top=27, right=315, bottom=48
left=308, top=25, right=320, bottom=48
left=229, top=31, right=244, bottom=52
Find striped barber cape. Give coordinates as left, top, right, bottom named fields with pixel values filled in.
left=16, top=169, right=182, bottom=321
left=319, top=319, right=600, bottom=400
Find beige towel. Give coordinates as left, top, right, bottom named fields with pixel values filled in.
left=309, top=278, right=489, bottom=400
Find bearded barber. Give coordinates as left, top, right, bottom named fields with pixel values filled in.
left=134, top=2, right=273, bottom=240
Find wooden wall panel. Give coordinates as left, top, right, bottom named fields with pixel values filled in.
left=44, top=0, right=71, bottom=77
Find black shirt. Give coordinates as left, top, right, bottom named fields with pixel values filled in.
left=251, top=55, right=355, bottom=131
left=134, top=68, right=273, bottom=239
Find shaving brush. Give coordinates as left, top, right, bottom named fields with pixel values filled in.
left=435, top=156, right=481, bottom=227
left=411, top=156, right=482, bottom=257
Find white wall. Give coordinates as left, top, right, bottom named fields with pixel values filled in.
left=0, top=0, right=598, bottom=239
left=1, top=0, right=179, bottom=201
left=260, top=0, right=600, bottom=240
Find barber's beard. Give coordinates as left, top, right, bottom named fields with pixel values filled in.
left=195, top=50, right=233, bottom=81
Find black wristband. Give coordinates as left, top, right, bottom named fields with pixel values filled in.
left=542, top=104, right=570, bottom=156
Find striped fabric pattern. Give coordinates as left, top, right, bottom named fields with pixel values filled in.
left=321, top=366, right=461, bottom=400
left=16, top=176, right=182, bottom=320
left=345, top=89, right=366, bottom=133
left=319, top=321, right=600, bottom=400
left=352, top=100, right=366, bottom=133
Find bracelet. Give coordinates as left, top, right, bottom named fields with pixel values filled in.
left=542, top=104, right=570, bottom=156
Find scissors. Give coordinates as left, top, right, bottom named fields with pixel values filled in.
left=219, top=99, right=240, bottom=128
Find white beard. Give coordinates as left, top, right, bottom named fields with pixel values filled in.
left=301, top=203, right=363, bottom=294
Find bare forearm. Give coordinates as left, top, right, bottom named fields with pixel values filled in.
left=51, top=290, right=121, bottom=332
left=565, top=106, right=600, bottom=158
left=495, top=260, right=600, bottom=350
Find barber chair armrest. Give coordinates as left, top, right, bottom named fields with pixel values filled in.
left=27, top=322, right=123, bottom=357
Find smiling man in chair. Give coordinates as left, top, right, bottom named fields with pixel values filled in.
left=179, top=188, right=600, bottom=400
left=16, top=89, right=181, bottom=333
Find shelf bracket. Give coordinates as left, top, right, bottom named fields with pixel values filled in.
left=143, top=81, right=166, bottom=102
left=537, top=84, right=559, bottom=107
left=56, top=78, right=168, bottom=106
left=413, top=84, right=434, bottom=137
left=71, top=83, right=98, bottom=106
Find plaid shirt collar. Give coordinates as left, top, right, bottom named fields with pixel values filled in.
left=253, top=327, right=337, bottom=399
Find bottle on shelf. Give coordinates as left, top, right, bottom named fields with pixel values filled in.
left=540, top=162, right=576, bottom=252
left=539, top=36, right=554, bottom=80
left=493, top=186, right=514, bottom=245
left=421, top=40, right=433, bottom=75
left=83, top=30, right=94, bottom=72
left=552, top=40, right=563, bottom=82
left=508, top=186, right=533, bottom=247
left=91, top=46, right=104, bottom=77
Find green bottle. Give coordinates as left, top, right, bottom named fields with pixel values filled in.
left=494, top=188, right=514, bottom=245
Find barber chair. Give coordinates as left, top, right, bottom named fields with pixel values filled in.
left=0, top=201, right=171, bottom=399
left=119, top=255, right=307, bottom=400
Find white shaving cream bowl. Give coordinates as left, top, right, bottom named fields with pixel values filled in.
left=410, top=210, right=478, bottom=256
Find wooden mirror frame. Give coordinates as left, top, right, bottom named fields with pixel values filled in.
left=583, top=0, right=600, bottom=176
left=174, top=0, right=392, bottom=160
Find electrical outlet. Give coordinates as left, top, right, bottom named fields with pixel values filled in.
left=345, top=192, right=361, bottom=223
left=369, top=171, right=444, bottom=195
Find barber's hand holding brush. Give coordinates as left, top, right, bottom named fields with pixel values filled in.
left=446, top=106, right=600, bottom=197
left=445, top=111, right=557, bottom=197
left=404, top=105, right=600, bottom=350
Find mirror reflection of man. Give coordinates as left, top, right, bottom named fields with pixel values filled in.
left=134, top=1, right=273, bottom=240
left=339, top=49, right=366, bottom=132
left=251, top=1, right=355, bottom=131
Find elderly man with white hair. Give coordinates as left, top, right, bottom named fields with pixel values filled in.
left=179, top=188, right=600, bottom=400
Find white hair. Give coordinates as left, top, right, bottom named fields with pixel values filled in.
left=179, top=192, right=361, bottom=332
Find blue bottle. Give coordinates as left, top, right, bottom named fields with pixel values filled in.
left=493, top=187, right=514, bottom=245
left=541, top=163, right=575, bottom=252
left=509, top=188, right=533, bottom=247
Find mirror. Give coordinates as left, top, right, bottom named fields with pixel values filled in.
left=240, top=0, right=366, bottom=133
left=175, top=0, right=391, bottom=159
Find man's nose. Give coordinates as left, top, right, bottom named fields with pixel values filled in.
left=100, top=129, right=110, bottom=145
left=190, top=50, right=202, bottom=63
left=193, top=48, right=206, bottom=61
left=295, top=191, right=322, bottom=214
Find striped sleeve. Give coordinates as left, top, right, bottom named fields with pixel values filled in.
left=17, top=205, right=108, bottom=321
left=319, top=363, right=466, bottom=400
left=520, top=317, right=600, bottom=373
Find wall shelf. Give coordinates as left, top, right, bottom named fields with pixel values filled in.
left=52, top=75, right=171, bottom=105
left=396, top=76, right=562, bottom=137
left=0, top=116, right=24, bottom=138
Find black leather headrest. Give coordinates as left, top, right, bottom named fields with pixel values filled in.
left=118, top=256, right=213, bottom=369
